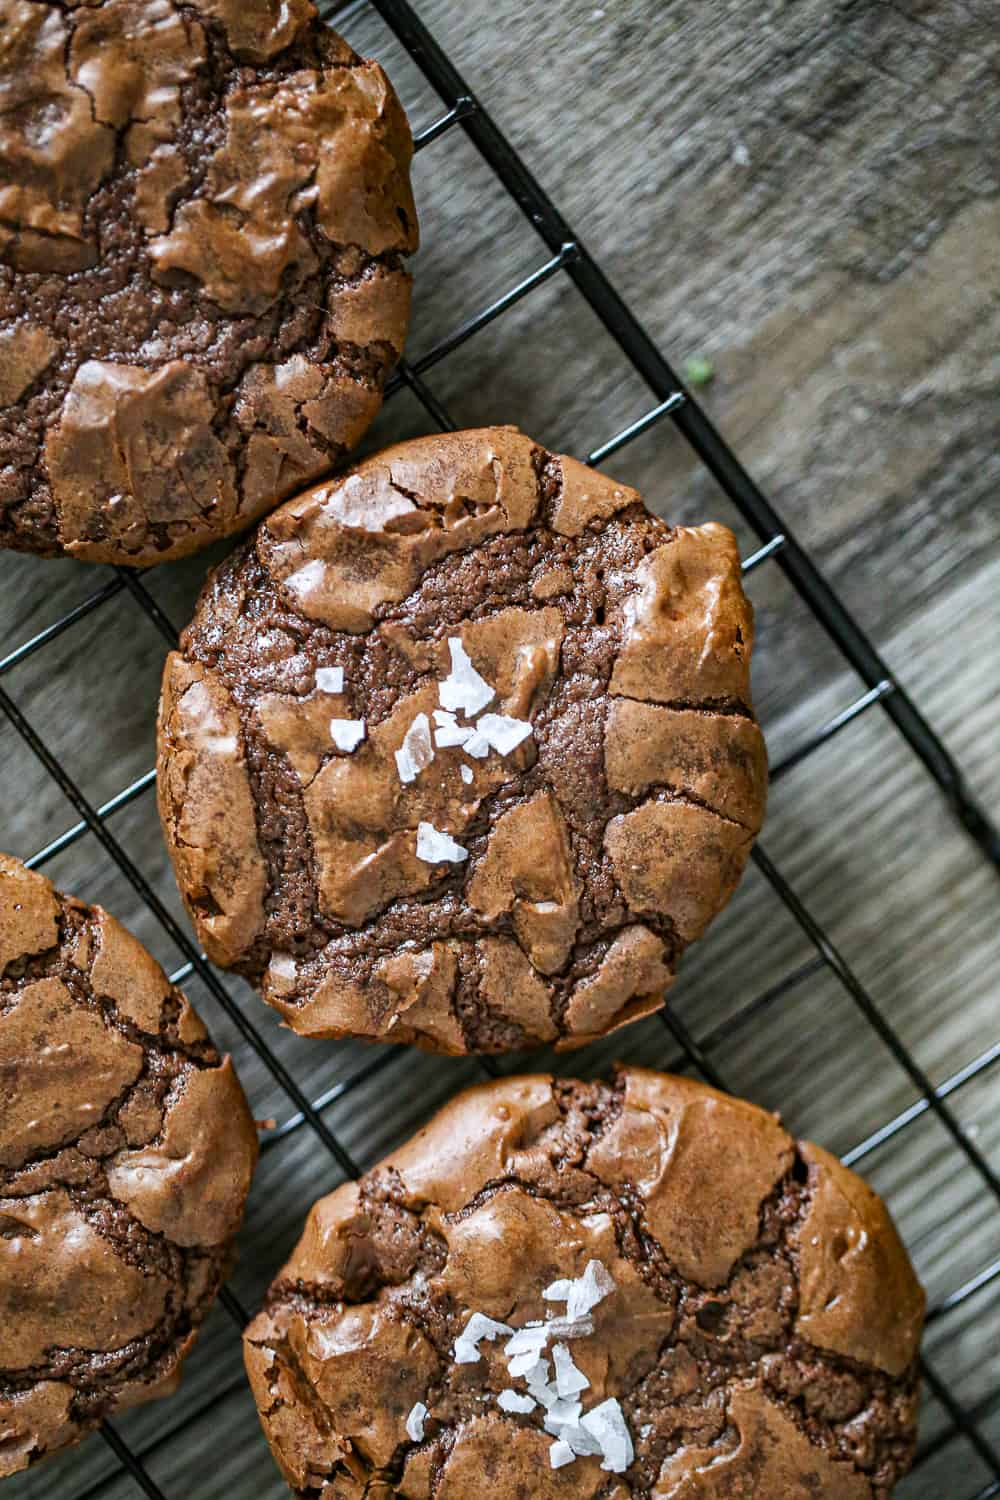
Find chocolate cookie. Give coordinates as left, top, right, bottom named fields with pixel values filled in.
left=244, top=1067, right=924, bottom=1498
left=0, top=854, right=258, bottom=1474
left=0, top=0, right=417, bottom=565
left=157, top=427, right=766, bottom=1052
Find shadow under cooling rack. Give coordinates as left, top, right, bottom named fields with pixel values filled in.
left=3, top=0, right=999, bottom=1496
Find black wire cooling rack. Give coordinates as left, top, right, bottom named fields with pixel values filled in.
left=3, top=1, right=999, bottom=1495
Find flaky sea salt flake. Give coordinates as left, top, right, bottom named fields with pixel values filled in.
left=527, top=1368, right=560, bottom=1410
left=518, top=1353, right=551, bottom=1387
left=568, top=1260, right=616, bottom=1320
left=460, top=763, right=474, bottom=785
left=497, top=1389, right=536, bottom=1415
left=543, top=1398, right=583, bottom=1436
left=439, top=638, right=495, bottom=717
left=405, top=1402, right=427, bottom=1441
left=546, top=1260, right=616, bottom=1322
left=435, top=721, right=474, bottom=749
left=552, top=1343, right=590, bottom=1398
left=476, top=712, right=533, bottom=756
left=561, top=1421, right=604, bottom=1458
left=416, top=822, right=468, bottom=865
left=580, top=1397, right=634, bottom=1474
left=453, top=1311, right=512, bottom=1364
left=505, top=1326, right=550, bottom=1357
left=329, top=718, right=365, bottom=752
left=462, top=729, right=490, bottom=758
left=396, top=713, right=434, bottom=784
left=508, top=1350, right=547, bottom=1380
left=314, top=666, right=344, bottom=694
left=549, top=1439, right=575, bottom=1470
left=543, top=1278, right=574, bottom=1303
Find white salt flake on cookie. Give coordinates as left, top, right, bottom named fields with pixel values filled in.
left=405, top=1402, right=427, bottom=1441
left=563, top=1422, right=605, bottom=1459
left=444, top=1263, right=633, bottom=1475
left=544, top=1398, right=609, bottom=1461
left=416, top=822, right=468, bottom=865
left=439, top=638, right=495, bottom=716
left=453, top=1312, right=512, bottom=1363
left=549, top=1439, right=575, bottom=1470
left=435, top=719, right=474, bottom=748
left=552, top=1343, right=590, bottom=1398
left=505, top=1327, right=550, bottom=1357
left=497, top=1389, right=536, bottom=1414
left=476, top=712, right=533, bottom=756
left=314, top=666, right=344, bottom=693
left=551, top=1434, right=575, bottom=1470
left=581, top=1398, right=634, bottom=1473
left=329, top=718, right=365, bottom=752
left=508, top=1349, right=548, bottom=1381
left=527, top=1364, right=558, bottom=1409
left=459, top=763, right=474, bottom=784
left=543, top=1397, right=583, bottom=1437
left=396, top=712, right=434, bottom=784
left=544, top=1259, right=616, bottom=1321
left=462, top=729, right=490, bottom=758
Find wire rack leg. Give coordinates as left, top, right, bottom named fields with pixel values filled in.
left=100, top=1423, right=167, bottom=1500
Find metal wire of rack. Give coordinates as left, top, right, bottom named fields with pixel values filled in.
left=2, top=0, right=999, bottom=1495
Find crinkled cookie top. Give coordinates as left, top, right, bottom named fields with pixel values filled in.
left=244, top=1067, right=925, bottom=1497
left=158, top=426, right=767, bottom=1053
left=0, top=0, right=417, bottom=564
left=0, top=854, right=258, bottom=1475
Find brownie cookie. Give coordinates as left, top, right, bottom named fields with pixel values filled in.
left=0, top=0, right=417, bottom=566
left=156, top=427, right=767, bottom=1052
left=244, top=1067, right=924, bottom=1497
left=0, top=854, right=258, bottom=1474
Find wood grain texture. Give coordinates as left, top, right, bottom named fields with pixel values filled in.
left=3, top=1, right=999, bottom=1496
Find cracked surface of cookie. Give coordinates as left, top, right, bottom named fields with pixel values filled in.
left=0, top=0, right=417, bottom=565
left=0, top=854, right=258, bottom=1475
left=156, top=426, right=767, bottom=1052
left=243, top=1067, right=925, bottom=1497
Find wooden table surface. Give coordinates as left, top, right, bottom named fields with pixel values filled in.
left=4, top=2, right=999, bottom=1496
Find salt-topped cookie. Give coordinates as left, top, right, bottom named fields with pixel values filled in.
left=157, top=427, right=767, bottom=1052
left=243, top=1068, right=924, bottom=1496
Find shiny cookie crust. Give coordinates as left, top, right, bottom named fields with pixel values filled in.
left=157, top=426, right=768, bottom=1052
left=0, top=854, right=258, bottom=1474
left=0, top=0, right=417, bottom=565
left=244, top=1068, right=925, bottom=1497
